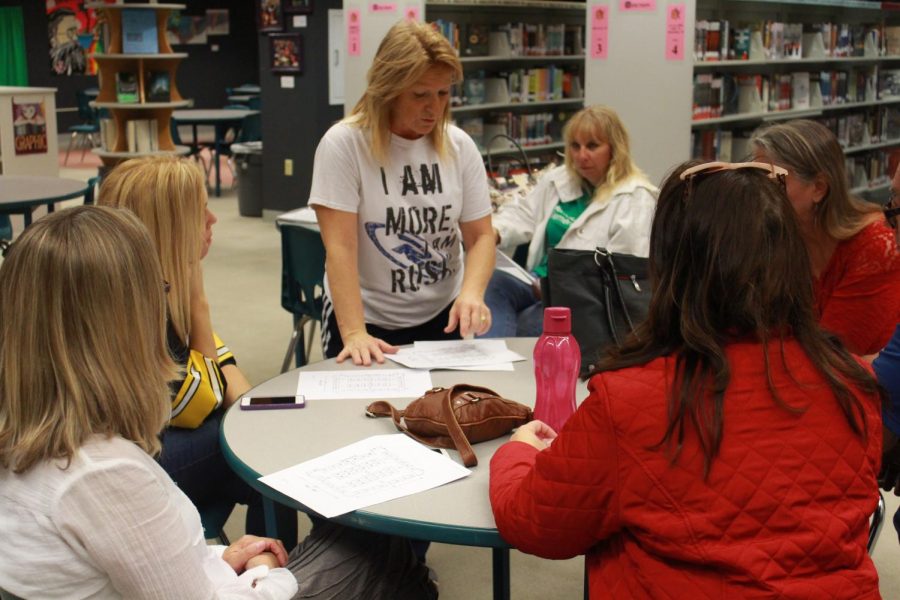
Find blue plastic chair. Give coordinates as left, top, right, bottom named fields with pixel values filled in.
left=65, top=90, right=100, bottom=165
left=280, top=223, right=326, bottom=372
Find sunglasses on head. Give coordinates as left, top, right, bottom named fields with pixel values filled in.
left=679, top=161, right=788, bottom=202
left=886, top=189, right=899, bottom=229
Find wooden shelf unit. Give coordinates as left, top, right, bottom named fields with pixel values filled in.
left=87, top=2, right=188, bottom=165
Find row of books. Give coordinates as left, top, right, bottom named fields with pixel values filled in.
left=847, top=150, right=894, bottom=190
left=115, top=71, right=171, bottom=104
left=692, top=67, right=900, bottom=121
left=457, top=111, right=571, bottom=150
left=453, top=67, right=583, bottom=106
left=694, top=20, right=900, bottom=62
left=691, top=106, right=900, bottom=160
left=99, top=118, right=160, bottom=153
left=432, top=21, right=584, bottom=57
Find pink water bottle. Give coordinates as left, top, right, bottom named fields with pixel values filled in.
left=533, top=307, right=581, bottom=433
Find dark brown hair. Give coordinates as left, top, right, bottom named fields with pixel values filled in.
left=596, top=160, right=878, bottom=475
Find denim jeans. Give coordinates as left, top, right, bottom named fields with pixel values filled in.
left=483, top=269, right=544, bottom=338
left=158, top=408, right=298, bottom=547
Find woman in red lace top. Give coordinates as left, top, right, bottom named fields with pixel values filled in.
left=752, top=119, right=900, bottom=355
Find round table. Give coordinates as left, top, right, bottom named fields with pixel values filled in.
left=222, top=338, right=589, bottom=600
left=171, top=109, right=260, bottom=198
left=0, top=175, right=91, bottom=228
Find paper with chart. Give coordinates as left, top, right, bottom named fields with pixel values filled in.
left=258, top=434, right=471, bottom=518
left=387, top=339, right=526, bottom=371
left=296, top=369, right=432, bottom=400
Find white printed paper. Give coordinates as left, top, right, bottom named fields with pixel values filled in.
left=259, top=434, right=471, bottom=517
left=388, top=340, right=525, bottom=370
left=495, top=248, right=537, bottom=287
left=296, top=369, right=432, bottom=400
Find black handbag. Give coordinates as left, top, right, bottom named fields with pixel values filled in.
left=541, top=247, right=651, bottom=374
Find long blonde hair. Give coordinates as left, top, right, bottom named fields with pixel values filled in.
left=750, top=119, right=882, bottom=240
left=98, top=156, right=206, bottom=343
left=348, top=20, right=462, bottom=165
left=0, top=206, right=176, bottom=474
left=563, top=105, right=644, bottom=200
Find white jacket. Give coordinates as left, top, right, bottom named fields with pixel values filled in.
left=493, top=165, right=658, bottom=271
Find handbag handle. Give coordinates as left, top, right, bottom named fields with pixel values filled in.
left=595, top=248, right=638, bottom=345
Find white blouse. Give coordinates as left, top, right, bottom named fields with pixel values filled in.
left=0, top=435, right=298, bottom=599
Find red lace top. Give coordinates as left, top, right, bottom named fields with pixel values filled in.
left=815, top=219, right=900, bottom=355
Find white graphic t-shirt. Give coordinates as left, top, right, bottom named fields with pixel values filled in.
left=309, top=122, right=491, bottom=329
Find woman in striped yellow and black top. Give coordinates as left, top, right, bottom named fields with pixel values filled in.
left=98, top=156, right=297, bottom=546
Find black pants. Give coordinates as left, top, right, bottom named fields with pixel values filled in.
left=323, top=299, right=461, bottom=359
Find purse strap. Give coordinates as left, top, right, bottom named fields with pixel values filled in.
left=595, top=248, right=637, bottom=345
left=366, top=387, right=479, bottom=467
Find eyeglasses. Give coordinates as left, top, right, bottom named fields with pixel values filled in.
left=886, top=189, right=899, bottom=230
left=679, top=161, right=789, bottom=201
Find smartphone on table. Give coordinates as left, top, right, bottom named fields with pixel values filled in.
left=240, top=395, right=306, bottom=410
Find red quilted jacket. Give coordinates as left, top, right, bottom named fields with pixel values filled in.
left=490, top=339, right=882, bottom=598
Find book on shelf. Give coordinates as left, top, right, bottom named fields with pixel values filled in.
left=99, top=118, right=117, bottom=151
left=783, top=23, right=803, bottom=59
left=880, top=69, right=900, bottom=101
left=145, top=70, right=171, bottom=102
left=563, top=25, right=583, bottom=56
left=791, top=72, right=810, bottom=110
left=115, top=72, right=139, bottom=103
left=457, top=116, right=485, bottom=149
left=121, top=8, right=159, bottom=54
left=463, top=24, right=489, bottom=57
left=886, top=26, right=900, bottom=56
left=125, top=119, right=159, bottom=154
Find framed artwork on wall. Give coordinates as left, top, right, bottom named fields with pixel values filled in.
left=257, top=0, right=284, bottom=33
left=270, top=33, right=302, bottom=73
left=284, top=0, right=313, bottom=15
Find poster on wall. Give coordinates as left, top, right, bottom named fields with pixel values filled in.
left=206, top=9, right=229, bottom=36
left=12, top=99, right=49, bottom=156
left=46, top=0, right=100, bottom=76
left=166, top=12, right=209, bottom=45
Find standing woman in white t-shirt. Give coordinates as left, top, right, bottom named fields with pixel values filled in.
left=310, top=20, right=495, bottom=365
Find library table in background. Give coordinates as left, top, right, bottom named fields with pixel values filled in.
left=171, top=109, right=259, bottom=197
left=0, top=175, right=90, bottom=228
left=222, top=337, right=589, bottom=600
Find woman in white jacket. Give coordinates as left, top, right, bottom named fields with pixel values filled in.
left=486, top=105, right=658, bottom=337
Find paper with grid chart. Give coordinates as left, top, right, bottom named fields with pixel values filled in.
left=296, top=369, right=432, bottom=400
left=259, top=434, right=471, bottom=517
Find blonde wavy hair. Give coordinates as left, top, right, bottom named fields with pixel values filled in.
left=348, top=20, right=462, bottom=165
left=750, top=119, right=882, bottom=240
left=0, top=206, right=176, bottom=474
left=563, top=105, right=644, bottom=200
left=98, top=156, right=206, bottom=344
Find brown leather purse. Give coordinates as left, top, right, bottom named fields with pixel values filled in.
left=365, top=384, right=533, bottom=467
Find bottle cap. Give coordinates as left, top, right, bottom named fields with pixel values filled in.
left=543, top=306, right=571, bottom=334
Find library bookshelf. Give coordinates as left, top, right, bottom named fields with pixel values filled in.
left=427, top=0, right=586, bottom=164
left=86, top=2, right=191, bottom=167
left=691, top=0, right=900, bottom=200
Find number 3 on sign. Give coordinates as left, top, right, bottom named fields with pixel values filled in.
left=590, top=4, right=608, bottom=60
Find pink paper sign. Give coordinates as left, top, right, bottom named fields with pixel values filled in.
left=619, top=0, right=656, bottom=10
left=404, top=5, right=420, bottom=21
left=347, top=9, right=361, bottom=57
left=590, top=4, right=609, bottom=59
left=665, top=3, right=685, bottom=60
left=369, top=2, right=397, bottom=12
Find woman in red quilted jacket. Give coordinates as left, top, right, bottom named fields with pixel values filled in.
left=490, top=161, right=884, bottom=598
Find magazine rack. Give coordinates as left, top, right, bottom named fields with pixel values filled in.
left=86, top=2, right=190, bottom=167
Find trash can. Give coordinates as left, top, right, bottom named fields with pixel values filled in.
left=232, top=141, right=263, bottom=217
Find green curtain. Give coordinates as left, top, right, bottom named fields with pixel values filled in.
left=0, top=7, right=28, bottom=86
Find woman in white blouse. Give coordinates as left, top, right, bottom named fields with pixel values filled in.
left=0, top=206, right=435, bottom=600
